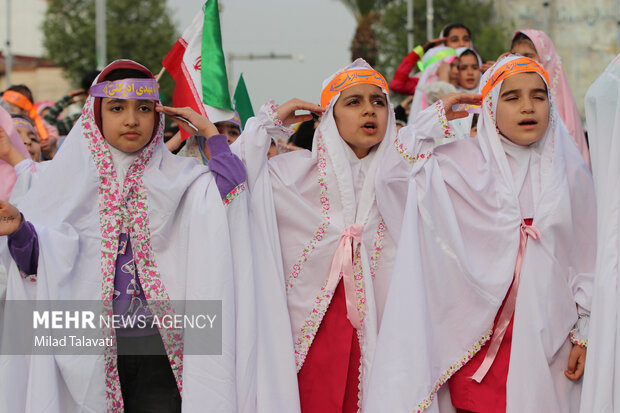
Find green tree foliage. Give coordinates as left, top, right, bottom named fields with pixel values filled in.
left=42, top=0, right=177, bottom=104
left=375, top=0, right=512, bottom=90
left=340, top=0, right=395, bottom=66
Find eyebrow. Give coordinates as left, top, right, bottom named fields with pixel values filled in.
left=105, top=99, right=154, bottom=105
left=500, top=87, right=548, bottom=98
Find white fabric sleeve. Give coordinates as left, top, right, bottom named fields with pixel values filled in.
left=231, top=100, right=295, bottom=191
left=13, top=159, right=35, bottom=176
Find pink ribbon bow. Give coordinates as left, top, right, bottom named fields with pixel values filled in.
left=472, top=219, right=541, bottom=383
left=326, top=224, right=364, bottom=329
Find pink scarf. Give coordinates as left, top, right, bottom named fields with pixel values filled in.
left=517, top=29, right=591, bottom=168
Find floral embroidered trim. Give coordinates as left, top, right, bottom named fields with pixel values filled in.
left=353, top=245, right=367, bottom=322
left=82, top=97, right=184, bottom=411
left=223, top=182, right=246, bottom=206
left=393, top=136, right=432, bottom=165
left=294, top=283, right=334, bottom=371
left=356, top=327, right=365, bottom=412
left=19, top=270, right=37, bottom=282
left=370, top=220, right=385, bottom=279
left=434, top=100, right=456, bottom=140
left=286, top=135, right=331, bottom=291
left=265, top=99, right=295, bottom=135
left=569, top=328, right=588, bottom=348
left=413, top=330, right=492, bottom=412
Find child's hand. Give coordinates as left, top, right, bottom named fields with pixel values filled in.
left=275, top=99, right=324, bottom=127
left=422, top=37, right=447, bottom=52
left=0, top=126, right=26, bottom=166
left=156, top=105, right=219, bottom=139
left=68, top=89, right=87, bottom=103
left=481, top=61, right=496, bottom=73
left=0, top=200, right=22, bottom=236
left=441, top=93, right=483, bottom=121
left=564, top=344, right=586, bottom=381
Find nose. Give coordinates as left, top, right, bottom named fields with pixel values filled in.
left=521, top=98, right=535, bottom=113
left=362, top=99, right=376, bottom=116
left=124, top=107, right=139, bottom=127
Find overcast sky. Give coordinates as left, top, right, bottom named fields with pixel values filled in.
left=171, top=0, right=357, bottom=110
left=0, top=0, right=357, bottom=111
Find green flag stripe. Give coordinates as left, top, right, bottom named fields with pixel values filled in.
left=201, top=0, right=233, bottom=111
left=233, top=73, right=254, bottom=129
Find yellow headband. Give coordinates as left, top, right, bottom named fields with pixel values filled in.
left=321, top=68, right=388, bottom=108
left=481, top=57, right=550, bottom=101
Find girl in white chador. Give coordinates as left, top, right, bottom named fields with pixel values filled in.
left=366, top=55, right=595, bottom=412
left=579, top=53, right=620, bottom=413
left=234, top=59, right=405, bottom=412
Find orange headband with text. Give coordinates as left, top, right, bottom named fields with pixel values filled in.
left=480, top=57, right=550, bottom=101
left=321, top=69, right=388, bottom=108
left=2, top=90, right=49, bottom=140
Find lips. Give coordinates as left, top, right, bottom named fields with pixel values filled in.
left=122, top=131, right=140, bottom=139
left=518, top=118, right=538, bottom=130
left=362, top=122, right=377, bottom=134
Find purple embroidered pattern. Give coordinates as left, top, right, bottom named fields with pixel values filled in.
left=223, top=182, right=246, bottom=206
left=286, top=135, right=331, bottom=292
left=82, top=98, right=183, bottom=412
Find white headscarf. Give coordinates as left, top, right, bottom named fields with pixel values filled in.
left=408, top=46, right=457, bottom=122
left=366, top=54, right=595, bottom=412
left=580, top=52, right=620, bottom=413
left=0, top=60, right=256, bottom=413
left=235, top=58, right=400, bottom=411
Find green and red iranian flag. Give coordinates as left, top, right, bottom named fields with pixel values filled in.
left=163, top=0, right=253, bottom=137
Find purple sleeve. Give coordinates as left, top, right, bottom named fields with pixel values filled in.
left=8, top=216, right=39, bottom=275
left=205, top=134, right=247, bottom=199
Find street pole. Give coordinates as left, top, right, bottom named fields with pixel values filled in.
left=95, top=0, right=107, bottom=70
left=407, top=0, right=414, bottom=51
left=5, top=0, right=13, bottom=86
left=426, top=0, right=434, bottom=41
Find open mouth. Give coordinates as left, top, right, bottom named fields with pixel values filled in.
left=362, top=122, right=377, bottom=134
left=518, top=119, right=538, bottom=128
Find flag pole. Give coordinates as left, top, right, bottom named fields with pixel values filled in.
left=155, top=67, right=166, bottom=83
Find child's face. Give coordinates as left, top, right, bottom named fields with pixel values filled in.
left=496, top=72, right=549, bottom=146
left=215, top=121, right=241, bottom=145
left=449, top=60, right=460, bottom=87
left=101, top=98, right=155, bottom=153
left=333, top=84, right=388, bottom=159
left=511, top=42, right=541, bottom=63
left=445, top=28, right=471, bottom=49
left=16, top=126, right=41, bottom=162
left=458, top=54, right=480, bottom=89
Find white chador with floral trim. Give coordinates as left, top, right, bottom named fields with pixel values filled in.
left=233, top=59, right=399, bottom=411
left=580, top=53, right=620, bottom=413
left=365, top=55, right=595, bottom=412
left=0, top=60, right=256, bottom=413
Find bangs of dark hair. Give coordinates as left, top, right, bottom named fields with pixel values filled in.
left=443, top=23, right=471, bottom=38
left=511, top=32, right=536, bottom=50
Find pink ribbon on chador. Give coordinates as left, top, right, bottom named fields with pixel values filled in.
left=326, top=224, right=364, bottom=329
left=472, top=219, right=541, bottom=383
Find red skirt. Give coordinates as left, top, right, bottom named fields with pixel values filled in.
left=448, top=218, right=533, bottom=413
left=297, top=280, right=361, bottom=413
